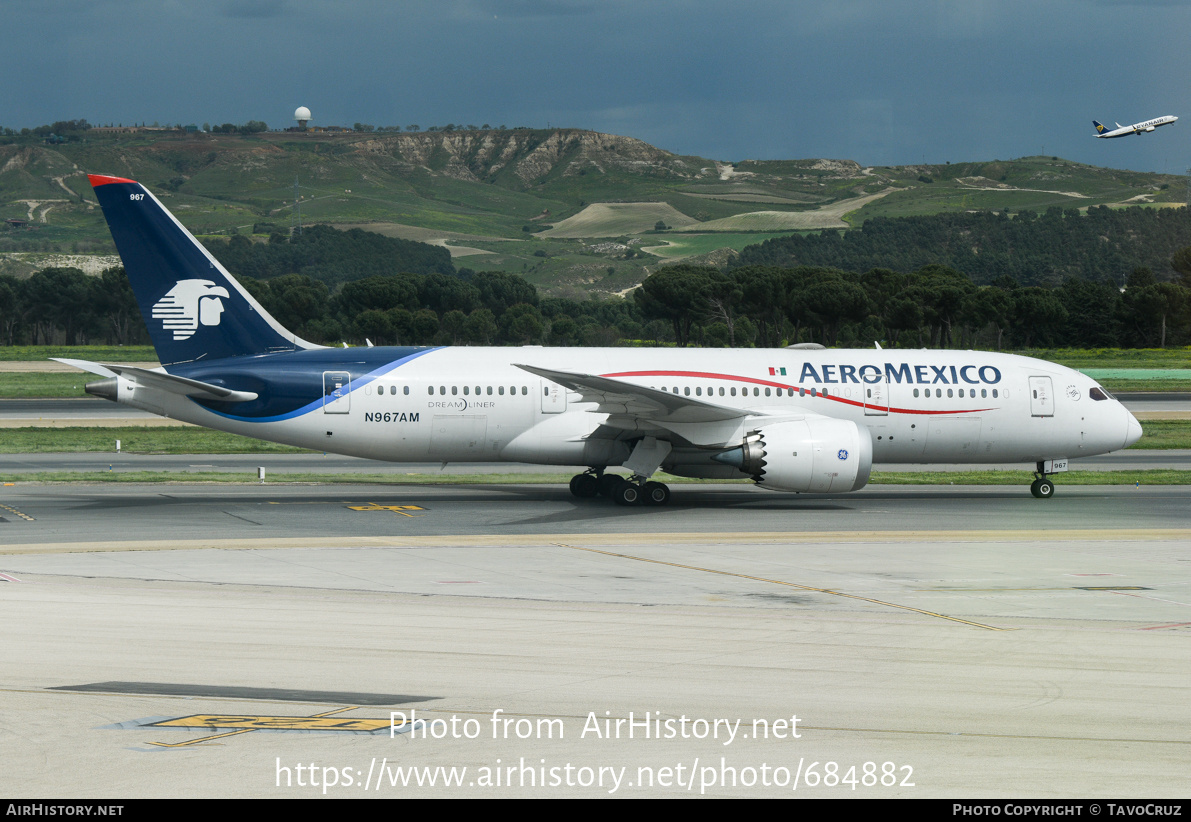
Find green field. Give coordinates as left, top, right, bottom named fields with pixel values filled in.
left=642, top=232, right=807, bottom=259
left=4, top=133, right=1185, bottom=265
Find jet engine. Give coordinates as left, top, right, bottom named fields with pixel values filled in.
left=712, top=418, right=873, bottom=493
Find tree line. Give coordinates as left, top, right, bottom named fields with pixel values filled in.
left=736, top=205, right=1191, bottom=288
left=4, top=222, right=1191, bottom=350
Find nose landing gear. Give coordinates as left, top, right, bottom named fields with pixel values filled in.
left=1030, top=461, right=1056, bottom=498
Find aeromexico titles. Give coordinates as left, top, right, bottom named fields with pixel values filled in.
left=61, top=174, right=1142, bottom=506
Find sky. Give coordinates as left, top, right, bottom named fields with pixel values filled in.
left=6, top=0, right=1191, bottom=174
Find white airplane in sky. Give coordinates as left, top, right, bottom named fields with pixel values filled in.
left=62, top=174, right=1142, bottom=505
left=1093, top=115, right=1178, bottom=138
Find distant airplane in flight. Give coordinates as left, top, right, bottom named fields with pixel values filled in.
left=1093, top=115, right=1178, bottom=138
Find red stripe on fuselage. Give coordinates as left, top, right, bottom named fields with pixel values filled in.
left=599, top=369, right=995, bottom=416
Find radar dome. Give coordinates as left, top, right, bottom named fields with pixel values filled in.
left=294, top=106, right=311, bottom=122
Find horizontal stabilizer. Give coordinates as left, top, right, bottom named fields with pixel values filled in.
left=53, top=358, right=258, bottom=403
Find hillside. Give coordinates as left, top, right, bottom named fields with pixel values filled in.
left=1, top=127, right=1186, bottom=294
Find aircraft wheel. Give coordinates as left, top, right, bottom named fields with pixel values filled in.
left=570, top=474, right=599, bottom=498
left=612, top=482, right=642, bottom=506
left=642, top=481, right=671, bottom=506
left=598, top=474, right=624, bottom=497
left=1030, top=478, right=1055, bottom=498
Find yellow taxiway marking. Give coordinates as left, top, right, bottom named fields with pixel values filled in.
left=555, top=542, right=1008, bottom=631
left=147, top=706, right=359, bottom=748
left=0, top=503, right=34, bottom=521
left=152, top=714, right=392, bottom=732
left=346, top=503, right=426, bottom=517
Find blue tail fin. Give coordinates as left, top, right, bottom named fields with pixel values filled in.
left=89, top=175, right=319, bottom=367
left=1093, top=120, right=1108, bottom=135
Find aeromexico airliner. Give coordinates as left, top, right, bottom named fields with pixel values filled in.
left=63, top=174, right=1142, bottom=505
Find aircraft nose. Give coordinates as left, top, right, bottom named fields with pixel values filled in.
left=1123, top=411, right=1143, bottom=448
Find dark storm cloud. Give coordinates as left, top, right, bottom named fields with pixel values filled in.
left=3, top=0, right=1188, bottom=172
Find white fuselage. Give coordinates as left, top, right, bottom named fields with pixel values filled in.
left=113, top=347, right=1141, bottom=470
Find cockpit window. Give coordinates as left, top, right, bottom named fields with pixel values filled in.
left=1089, top=386, right=1110, bottom=401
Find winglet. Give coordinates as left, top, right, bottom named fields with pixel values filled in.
left=88, top=174, right=138, bottom=187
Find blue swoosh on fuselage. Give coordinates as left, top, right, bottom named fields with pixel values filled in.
left=172, top=346, right=441, bottom=422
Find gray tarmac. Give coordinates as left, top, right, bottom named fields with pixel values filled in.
left=2, top=480, right=1190, bottom=798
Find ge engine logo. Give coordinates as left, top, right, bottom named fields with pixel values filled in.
left=838, top=449, right=848, bottom=460
left=152, top=279, right=229, bottom=340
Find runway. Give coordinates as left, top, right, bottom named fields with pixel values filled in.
left=2, top=481, right=1190, bottom=797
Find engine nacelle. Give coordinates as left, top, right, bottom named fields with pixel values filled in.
left=714, top=418, right=873, bottom=493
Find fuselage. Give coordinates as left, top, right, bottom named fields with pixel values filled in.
left=107, top=346, right=1140, bottom=472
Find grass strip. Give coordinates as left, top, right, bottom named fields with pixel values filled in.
left=0, top=427, right=313, bottom=454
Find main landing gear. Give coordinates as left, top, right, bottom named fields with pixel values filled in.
left=569, top=469, right=672, bottom=506
left=1030, top=462, right=1056, bottom=499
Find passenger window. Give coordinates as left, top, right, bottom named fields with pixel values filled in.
left=696, top=387, right=702, bottom=396
left=487, top=386, right=493, bottom=395
left=499, top=386, right=505, bottom=395
left=912, top=388, right=918, bottom=397
left=981, top=389, right=987, bottom=398
left=992, top=389, right=998, bottom=398
left=764, top=387, right=771, bottom=397
left=947, top=389, right=953, bottom=398
left=463, top=386, right=469, bottom=395
left=451, top=386, right=458, bottom=395
left=719, top=387, right=725, bottom=396
left=521, top=386, right=527, bottom=395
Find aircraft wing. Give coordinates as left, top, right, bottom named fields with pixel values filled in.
left=514, top=364, right=749, bottom=423
left=53, top=358, right=259, bottom=403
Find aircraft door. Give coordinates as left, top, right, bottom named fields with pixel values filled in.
left=323, top=371, right=351, bottom=414
left=863, top=376, right=888, bottom=416
left=1028, top=376, right=1054, bottom=417
left=541, top=380, right=567, bottom=414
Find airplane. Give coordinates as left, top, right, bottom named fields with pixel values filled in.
left=1093, top=115, right=1177, bottom=138
left=60, top=174, right=1143, bottom=505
